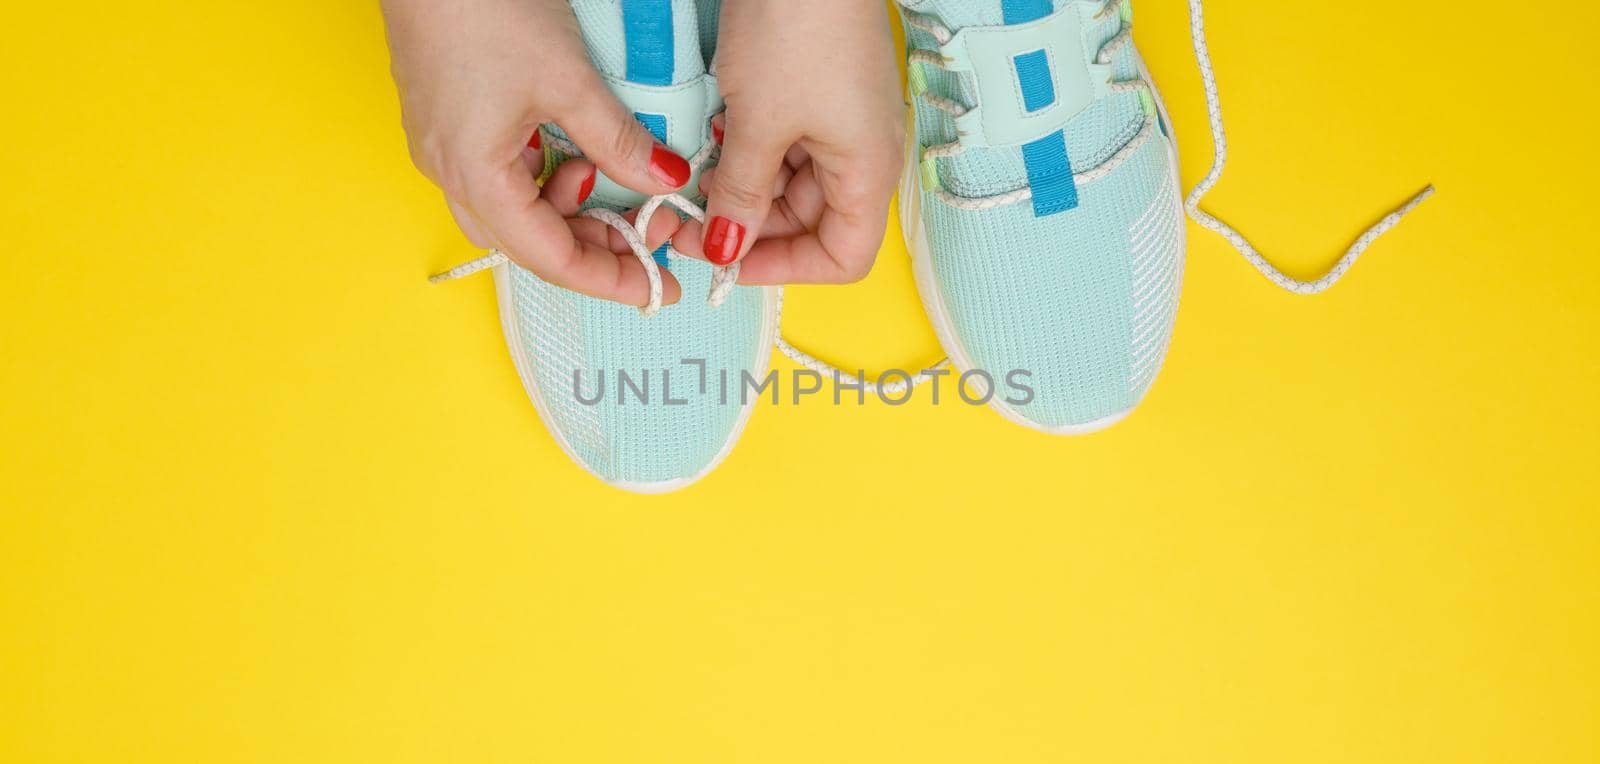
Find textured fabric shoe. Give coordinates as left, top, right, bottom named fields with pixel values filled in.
left=435, top=0, right=779, bottom=493
left=895, top=0, right=1432, bottom=434
left=897, top=0, right=1186, bottom=434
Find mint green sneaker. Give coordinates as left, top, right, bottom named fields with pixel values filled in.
left=895, top=0, right=1432, bottom=434
left=434, top=0, right=778, bottom=493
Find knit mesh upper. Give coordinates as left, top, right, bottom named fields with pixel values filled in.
left=901, top=0, right=1185, bottom=428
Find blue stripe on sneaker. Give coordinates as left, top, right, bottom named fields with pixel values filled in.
left=634, top=112, right=668, bottom=143
left=1004, top=0, right=1078, bottom=216
left=1022, top=131, right=1078, bottom=216
left=1013, top=49, right=1055, bottom=113
left=1001, top=0, right=1053, bottom=24
left=622, top=0, right=674, bottom=85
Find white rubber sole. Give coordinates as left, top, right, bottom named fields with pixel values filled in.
left=493, top=266, right=781, bottom=495
left=897, top=54, right=1181, bottom=436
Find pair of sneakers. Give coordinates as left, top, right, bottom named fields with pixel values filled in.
left=434, top=0, right=1431, bottom=493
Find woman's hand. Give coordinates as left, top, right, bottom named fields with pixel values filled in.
left=676, top=0, right=904, bottom=284
left=381, top=0, right=692, bottom=305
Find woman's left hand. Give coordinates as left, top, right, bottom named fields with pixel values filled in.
left=675, top=0, right=904, bottom=285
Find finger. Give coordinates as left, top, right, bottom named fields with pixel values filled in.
left=700, top=112, right=790, bottom=266
left=541, top=159, right=599, bottom=217
left=696, top=165, right=794, bottom=204
left=735, top=163, right=891, bottom=286
left=542, top=160, right=676, bottom=253
left=557, top=73, right=691, bottom=197
left=766, top=160, right=825, bottom=235
left=466, top=153, right=681, bottom=306
left=710, top=120, right=809, bottom=179
left=568, top=207, right=683, bottom=254
left=674, top=218, right=707, bottom=260
left=677, top=161, right=800, bottom=261
left=735, top=225, right=874, bottom=285
left=783, top=143, right=811, bottom=170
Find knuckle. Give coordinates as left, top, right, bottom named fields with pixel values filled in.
left=403, top=125, right=481, bottom=203
left=815, top=249, right=875, bottom=285
left=604, top=117, right=647, bottom=163
left=867, top=138, right=908, bottom=185
left=881, top=132, right=907, bottom=174
left=460, top=159, right=513, bottom=204
left=554, top=237, right=587, bottom=278
left=523, top=235, right=583, bottom=284
left=834, top=173, right=879, bottom=206
left=435, top=164, right=471, bottom=203
left=404, top=124, right=444, bottom=176
left=406, top=145, right=429, bottom=177
left=837, top=253, right=876, bottom=283
left=610, top=255, right=635, bottom=297
left=712, top=171, right=769, bottom=211
left=437, top=161, right=487, bottom=205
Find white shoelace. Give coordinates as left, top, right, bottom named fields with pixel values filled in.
left=429, top=134, right=738, bottom=317
left=1180, top=0, right=1434, bottom=294
left=773, top=287, right=951, bottom=396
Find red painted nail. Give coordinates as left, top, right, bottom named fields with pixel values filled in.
left=711, top=120, right=724, bottom=146
left=648, top=144, right=691, bottom=188
left=577, top=169, right=596, bottom=205
left=704, top=216, right=746, bottom=266
left=528, top=130, right=542, bottom=151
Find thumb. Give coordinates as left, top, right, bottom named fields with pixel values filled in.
left=558, top=77, right=691, bottom=196
left=702, top=113, right=789, bottom=266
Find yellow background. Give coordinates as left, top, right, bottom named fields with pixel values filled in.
left=3, top=1, right=1597, bottom=761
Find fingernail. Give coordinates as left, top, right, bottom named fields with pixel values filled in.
left=577, top=168, right=596, bottom=205
left=711, top=120, right=724, bottom=146
left=704, top=216, right=746, bottom=266
left=528, top=130, right=542, bottom=151
left=648, top=144, right=691, bottom=188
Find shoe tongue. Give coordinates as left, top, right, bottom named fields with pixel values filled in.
left=570, top=0, right=705, bottom=84
left=904, top=0, right=1141, bottom=200
left=568, top=0, right=712, bottom=212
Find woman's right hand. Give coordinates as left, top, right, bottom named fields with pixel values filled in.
left=381, top=0, right=692, bottom=306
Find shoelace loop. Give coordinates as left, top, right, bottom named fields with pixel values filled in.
left=430, top=130, right=736, bottom=317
